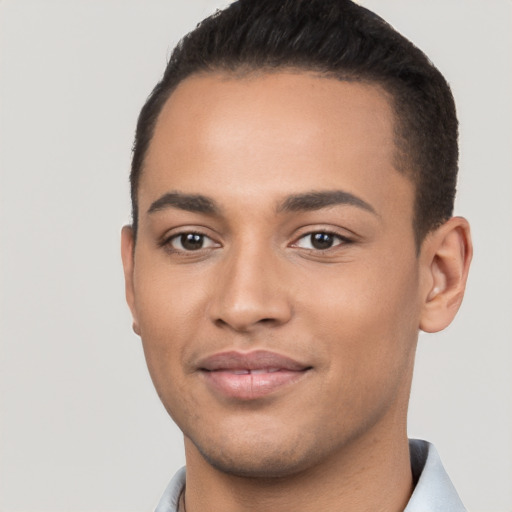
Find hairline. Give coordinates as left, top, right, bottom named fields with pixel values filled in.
left=133, top=66, right=426, bottom=247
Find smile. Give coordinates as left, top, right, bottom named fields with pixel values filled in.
left=198, top=350, right=311, bottom=400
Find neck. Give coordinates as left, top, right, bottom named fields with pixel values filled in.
left=182, top=422, right=413, bottom=512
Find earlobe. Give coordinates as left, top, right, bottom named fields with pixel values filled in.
left=419, top=217, right=472, bottom=333
left=120, top=225, right=140, bottom=336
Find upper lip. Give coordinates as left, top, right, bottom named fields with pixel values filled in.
left=198, top=350, right=310, bottom=372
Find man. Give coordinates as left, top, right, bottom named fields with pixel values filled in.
left=121, top=0, right=472, bottom=510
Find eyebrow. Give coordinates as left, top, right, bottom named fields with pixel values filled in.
left=147, top=189, right=377, bottom=217
left=147, top=192, right=220, bottom=215
left=278, top=190, right=377, bottom=215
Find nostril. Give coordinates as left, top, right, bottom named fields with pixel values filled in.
left=214, top=318, right=229, bottom=328
left=212, top=313, right=289, bottom=333
left=209, top=288, right=293, bottom=332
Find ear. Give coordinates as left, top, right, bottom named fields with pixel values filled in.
left=121, top=225, right=141, bottom=336
left=419, top=216, right=472, bottom=333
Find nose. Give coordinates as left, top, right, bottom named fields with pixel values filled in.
left=208, top=243, right=293, bottom=333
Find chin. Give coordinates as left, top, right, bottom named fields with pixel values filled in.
left=187, top=429, right=325, bottom=479
left=201, top=448, right=311, bottom=479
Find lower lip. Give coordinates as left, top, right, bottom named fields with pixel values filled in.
left=201, top=369, right=308, bottom=400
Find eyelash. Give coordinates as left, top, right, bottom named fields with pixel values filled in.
left=160, top=229, right=353, bottom=255
left=160, top=230, right=219, bottom=254
left=291, top=231, right=353, bottom=252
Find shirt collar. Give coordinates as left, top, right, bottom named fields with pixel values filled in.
left=155, top=440, right=466, bottom=512
left=405, top=439, right=466, bottom=512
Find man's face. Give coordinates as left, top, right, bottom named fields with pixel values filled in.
left=123, top=72, right=425, bottom=477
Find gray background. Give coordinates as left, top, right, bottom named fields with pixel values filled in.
left=0, top=1, right=510, bottom=510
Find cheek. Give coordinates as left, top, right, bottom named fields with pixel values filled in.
left=296, top=262, right=420, bottom=436
left=131, top=259, right=207, bottom=392
left=134, top=280, right=206, bottom=426
left=133, top=249, right=209, bottom=339
left=300, top=253, right=421, bottom=375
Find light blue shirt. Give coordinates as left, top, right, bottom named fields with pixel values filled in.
left=155, top=439, right=466, bottom=512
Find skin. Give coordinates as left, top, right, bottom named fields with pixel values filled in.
left=121, top=72, right=472, bottom=512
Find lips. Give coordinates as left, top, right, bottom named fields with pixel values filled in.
left=198, top=350, right=311, bottom=400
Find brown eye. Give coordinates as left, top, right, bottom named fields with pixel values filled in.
left=295, top=232, right=349, bottom=251
left=181, top=233, right=204, bottom=250
left=311, top=233, right=335, bottom=250
left=169, top=232, right=218, bottom=251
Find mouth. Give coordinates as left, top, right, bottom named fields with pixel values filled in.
left=198, top=350, right=312, bottom=400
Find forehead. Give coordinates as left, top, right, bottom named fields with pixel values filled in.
left=140, top=71, right=412, bottom=219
